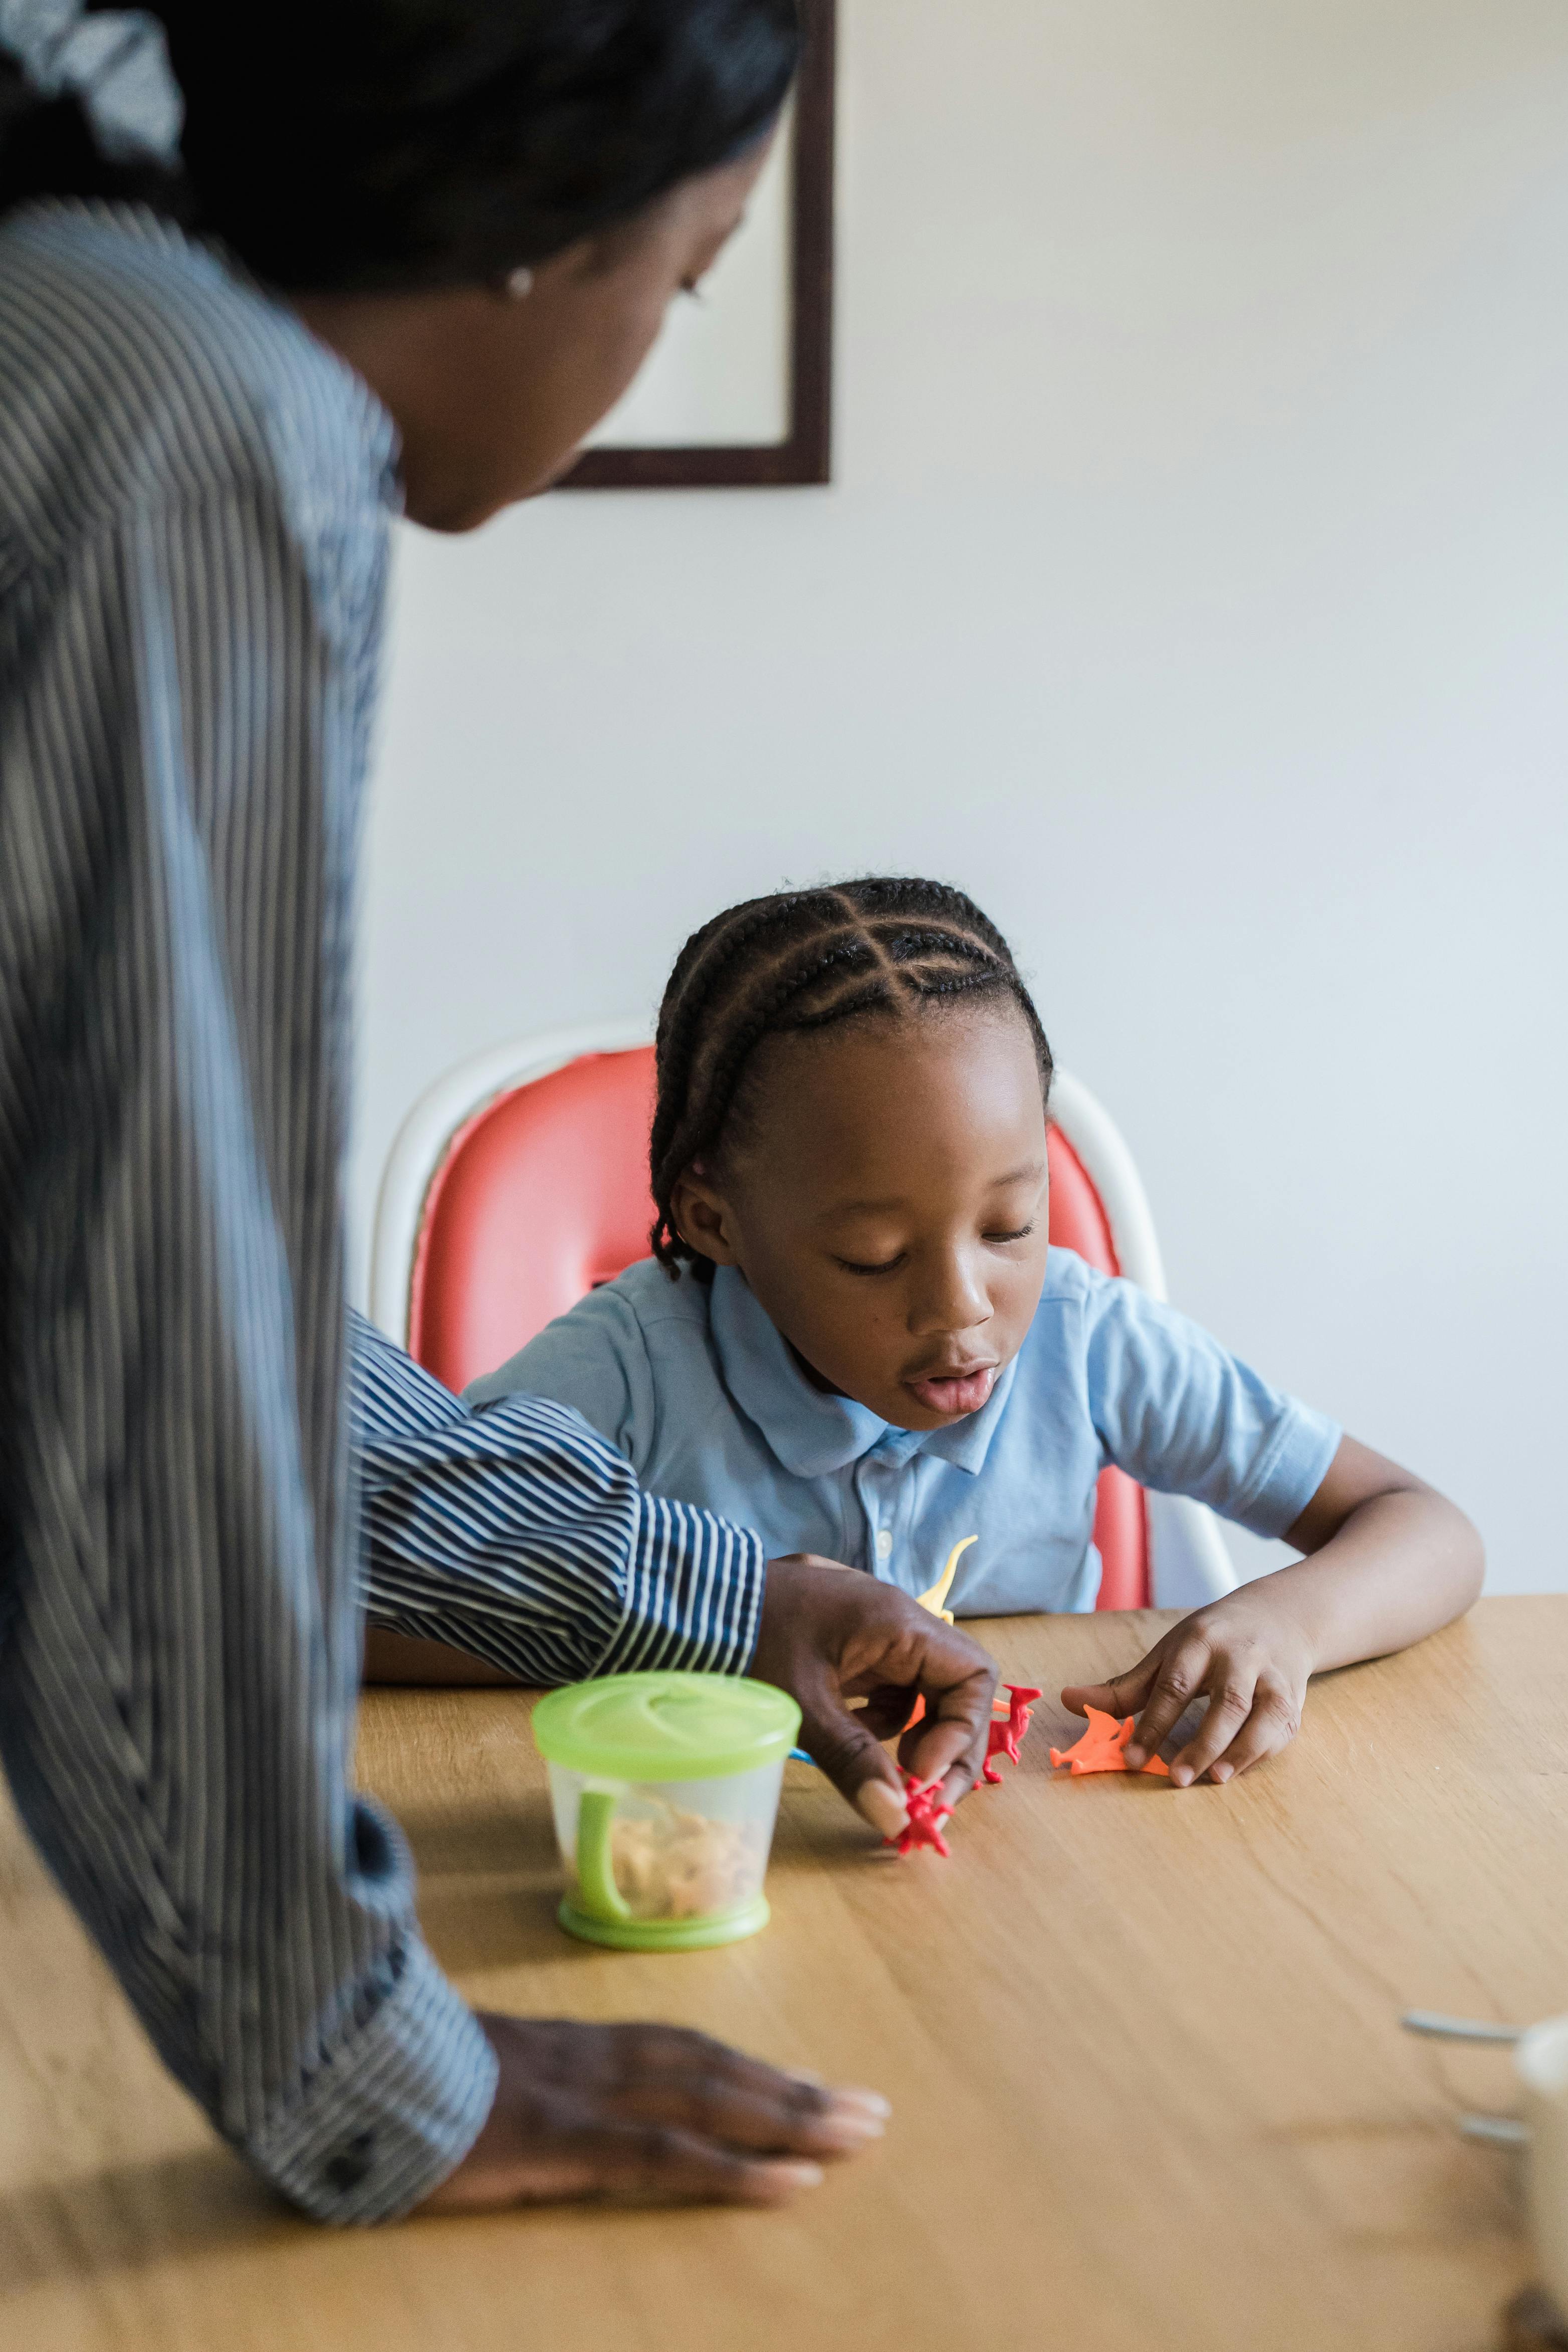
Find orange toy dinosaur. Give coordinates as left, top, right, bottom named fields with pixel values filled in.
left=1049, top=1704, right=1171, bottom=1778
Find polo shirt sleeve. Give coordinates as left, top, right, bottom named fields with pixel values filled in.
left=1081, top=1273, right=1341, bottom=1539
left=463, top=1281, right=656, bottom=1472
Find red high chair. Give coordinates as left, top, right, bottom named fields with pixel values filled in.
left=371, top=1027, right=1235, bottom=1610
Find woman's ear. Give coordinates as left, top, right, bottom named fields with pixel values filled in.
left=668, top=1165, right=743, bottom=1268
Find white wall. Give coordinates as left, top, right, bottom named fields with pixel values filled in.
left=352, top=0, right=1568, bottom=1594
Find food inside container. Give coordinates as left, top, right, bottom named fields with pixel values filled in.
left=531, top=1671, right=802, bottom=1951
left=608, top=1796, right=767, bottom=1919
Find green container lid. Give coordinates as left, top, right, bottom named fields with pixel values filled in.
left=532, top=1670, right=800, bottom=1783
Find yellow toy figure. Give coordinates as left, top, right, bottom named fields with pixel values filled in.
left=916, top=1535, right=977, bottom=1623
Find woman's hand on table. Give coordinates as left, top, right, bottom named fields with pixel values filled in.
left=749, top=1553, right=998, bottom=1837
left=417, top=2013, right=890, bottom=2212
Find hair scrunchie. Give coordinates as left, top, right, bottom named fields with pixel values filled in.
left=0, top=0, right=182, bottom=166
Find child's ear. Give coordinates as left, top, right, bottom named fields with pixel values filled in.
left=669, top=1165, right=743, bottom=1268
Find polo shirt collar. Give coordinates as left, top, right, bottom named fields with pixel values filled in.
left=707, top=1266, right=1017, bottom=1480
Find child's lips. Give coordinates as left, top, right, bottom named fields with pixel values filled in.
left=904, top=1364, right=998, bottom=1417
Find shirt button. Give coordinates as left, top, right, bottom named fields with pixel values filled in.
left=875, top=1530, right=892, bottom=1560
left=322, top=2129, right=376, bottom=2196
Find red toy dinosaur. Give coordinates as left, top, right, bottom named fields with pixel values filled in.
left=886, top=1767, right=954, bottom=1857
left=1049, top=1704, right=1171, bottom=1777
left=888, top=1683, right=1046, bottom=1855
left=983, top=1682, right=1044, bottom=1783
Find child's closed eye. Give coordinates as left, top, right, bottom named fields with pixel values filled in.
left=834, top=1221, right=1034, bottom=1276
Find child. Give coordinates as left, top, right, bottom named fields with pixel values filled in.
left=469, top=877, right=1482, bottom=1789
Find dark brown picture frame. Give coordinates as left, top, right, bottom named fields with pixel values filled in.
left=559, top=0, right=835, bottom=490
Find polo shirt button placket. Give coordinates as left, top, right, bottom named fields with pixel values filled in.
left=863, top=1446, right=909, bottom=1581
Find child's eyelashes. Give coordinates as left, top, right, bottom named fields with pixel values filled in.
left=833, top=1224, right=1034, bottom=1277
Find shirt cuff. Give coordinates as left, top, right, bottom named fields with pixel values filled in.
left=594, top=1493, right=767, bottom=1678
left=245, top=1938, right=498, bottom=2224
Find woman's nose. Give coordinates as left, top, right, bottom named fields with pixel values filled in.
left=908, top=1253, right=992, bottom=1337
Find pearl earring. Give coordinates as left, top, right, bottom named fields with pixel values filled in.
left=506, top=265, right=534, bottom=300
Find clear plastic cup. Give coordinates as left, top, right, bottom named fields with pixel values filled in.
left=531, top=1672, right=801, bottom=1950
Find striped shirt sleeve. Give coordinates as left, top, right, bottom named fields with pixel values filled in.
left=351, top=1313, right=768, bottom=1683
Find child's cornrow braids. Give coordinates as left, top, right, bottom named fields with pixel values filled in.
left=649, top=877, right=1053, bottom=1276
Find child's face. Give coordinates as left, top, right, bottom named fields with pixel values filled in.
left=671, top=1007, right=1052, bottom=1430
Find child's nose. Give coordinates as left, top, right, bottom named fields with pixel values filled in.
left=909, top=1255, right=992, bottom=1336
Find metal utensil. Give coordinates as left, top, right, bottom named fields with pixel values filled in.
left=1401, top=2009, right=1523, bottom=2046
left=1401, top=2010, right=1530, bottom=2150
left=1459, top=2112, right=1529, bottom=2147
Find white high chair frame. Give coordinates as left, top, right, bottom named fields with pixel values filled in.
left=371, top=1025, right=1238, bottom=1610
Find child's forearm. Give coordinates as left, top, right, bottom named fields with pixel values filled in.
left=1276, top=1476, right=1484, bottom=1676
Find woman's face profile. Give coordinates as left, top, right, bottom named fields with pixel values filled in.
left=297, top=139, right=774, bottom=532
left=508, top=139, right=776, bottom=503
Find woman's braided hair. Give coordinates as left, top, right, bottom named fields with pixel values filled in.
left=650, top=877, right=1054, bottom=1278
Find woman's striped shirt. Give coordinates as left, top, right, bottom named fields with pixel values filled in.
left=0, top=199, right=764, bottom=2224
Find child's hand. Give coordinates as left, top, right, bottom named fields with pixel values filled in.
left=1059, top=1587, right=1316, bottom=1788
left=1061, top=1437, right=1485, bottom=1786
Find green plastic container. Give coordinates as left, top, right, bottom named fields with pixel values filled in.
left=532, top=1672, right=802, bottom=1951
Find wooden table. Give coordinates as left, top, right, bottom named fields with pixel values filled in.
left=4, top=1598, right=1566, bottom=2351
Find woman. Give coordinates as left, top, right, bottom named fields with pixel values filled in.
left=0, top=2, right=995, bottom=2224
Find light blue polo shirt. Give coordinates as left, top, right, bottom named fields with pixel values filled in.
left=465, top=1250, right=1340, bottom=1617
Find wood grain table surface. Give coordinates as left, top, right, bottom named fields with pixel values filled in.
left=4, top=1596, right=1566, bottom=2352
